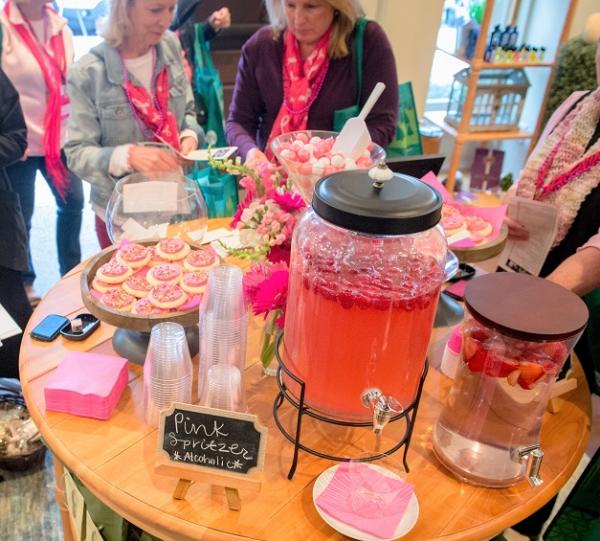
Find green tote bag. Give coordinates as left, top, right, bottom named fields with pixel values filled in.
left=332, top=18, right=367, bottom=131
left=193, top=22, right=227, bottom=147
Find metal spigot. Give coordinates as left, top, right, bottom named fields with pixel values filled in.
left=361, top=388, right=403, bottom=435
left=511, top=444, right=544, bottom=487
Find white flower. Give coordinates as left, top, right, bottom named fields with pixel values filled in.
left=239, top=229, right=261, bottom=247
left=240, top=207, right=256, bottom=224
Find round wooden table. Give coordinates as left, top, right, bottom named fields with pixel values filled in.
left=19, top=221, right=591, bottom=541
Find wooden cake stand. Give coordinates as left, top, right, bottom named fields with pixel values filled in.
left=452, top=224, right=508, bottom=264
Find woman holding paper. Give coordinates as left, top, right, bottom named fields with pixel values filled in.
left=225, top=0, right=398, bottom=165
left=65, top=0, right=204, bottom=248
left=504, top=37, right=600, bottom=395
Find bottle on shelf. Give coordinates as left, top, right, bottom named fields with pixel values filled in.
left=489, top=24, right=502, bottom=48
left=530, top=47, right=538, bottom=62
left=484, top=44, right=494, bottom=62
left=539, top=46, right=546, bottom=61
left=499, top=25, right=512, bottom=48
left=508, top=25, right=519, bottom=48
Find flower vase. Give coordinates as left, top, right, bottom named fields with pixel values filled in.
left=260, top=311, right=280, bottom=377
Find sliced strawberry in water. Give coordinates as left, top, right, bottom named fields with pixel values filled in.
left=463, top=336, right=479, bottom=363
left=464, top=344, right=487, bottom=373
left=517, top=361, right=546, bottom=390
left=540, top=342, right=568, bottom=364
left=506, top=369, right=520, bottom=386
left=485, top=354, right=520, bottom=377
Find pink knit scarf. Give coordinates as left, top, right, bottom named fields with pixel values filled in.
left=517, top=87, right=600, bottom=247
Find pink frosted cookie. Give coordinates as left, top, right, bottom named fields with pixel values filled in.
left=146, top=245, right=166, bottom=267
left=147, top=263, right=183, bottom=286
left=131, top=297, right=167, bottom=315
left=148, top=283, right=188, bottom=309
left=122, top=274, right=153, bottom=298
left=465, top=216, right=493, bottom=239
left=100, top=289, right=135, bottom=312
left=95, top=261, right=133, bottom=284
left=91, top=277, right=121, bottom=294
left=116, top=243, right=151, bottom=269
left=180, top=271, right=208, bottom=295
left=441, top=205, right=466, bottom=236
left=183, top=249, right=219, bottom=272
left=155, top=238, right=190, bottom=261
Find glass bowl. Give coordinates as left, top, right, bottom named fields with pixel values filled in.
left=270, top=130, right=386, bottom=202
left=105, top=171, right=208, bottom=245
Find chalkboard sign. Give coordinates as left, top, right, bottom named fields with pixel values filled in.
left=158, top=403, right=267, bottom=476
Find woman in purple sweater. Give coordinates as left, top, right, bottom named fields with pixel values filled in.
left=226, top=0, right=398, bottom=164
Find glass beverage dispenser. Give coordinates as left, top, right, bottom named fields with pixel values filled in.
left=433, top=273, right=588, bottom=488
left=282, top=166, right=447, bottom=423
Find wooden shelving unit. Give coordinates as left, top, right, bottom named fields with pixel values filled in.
left=431, top=0, right=578, bottom=192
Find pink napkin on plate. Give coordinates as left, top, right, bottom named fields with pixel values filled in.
left=316, top=462, right=414, bottom=539
left=421, top=171, right=451, bottom=202
left=44, top=352, right=128, bottom=420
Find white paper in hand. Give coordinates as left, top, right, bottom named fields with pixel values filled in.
left=332, top=82, right=386, bottom=160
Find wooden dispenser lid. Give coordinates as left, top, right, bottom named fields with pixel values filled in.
left=464, top=273, right=589, bottom=341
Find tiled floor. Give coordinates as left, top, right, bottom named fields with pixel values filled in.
left=1, top=178, right=599, bottom=540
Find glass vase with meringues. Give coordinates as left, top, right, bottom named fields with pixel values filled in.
left=80, top=171, right=216, bottom=363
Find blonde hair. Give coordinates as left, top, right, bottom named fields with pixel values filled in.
left=100, top=0, right=134, bottom=48
left=265, top=0, right=365, bottom=59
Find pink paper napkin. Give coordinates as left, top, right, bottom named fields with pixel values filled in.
left=421, top=171, right=451, bottom=202
left=44, top=352, right=128, bottom=420
left=316, top=462, right=414, bottom=539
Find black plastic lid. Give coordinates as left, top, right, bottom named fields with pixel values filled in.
left=311, top=170, right=443, bottom=235
left=465, top=273, right=589, bottom=342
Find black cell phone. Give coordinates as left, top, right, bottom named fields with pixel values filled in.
left=30, top=314, right=70, bottom=342
left=60, top=313, right=100, bottom=341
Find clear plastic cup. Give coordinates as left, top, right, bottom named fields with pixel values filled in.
left=205, top=364, right=243, bottom=410
left=143, top=322, right=193, bottom=427
left=198, top=265, right=248, bottom=412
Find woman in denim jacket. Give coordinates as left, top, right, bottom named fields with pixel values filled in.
left=65, top=0, right=203, bottom=248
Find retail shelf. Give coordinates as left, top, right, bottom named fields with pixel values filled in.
left=424, top=111, right=533, bottom=142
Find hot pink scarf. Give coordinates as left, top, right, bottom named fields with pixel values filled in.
left=266, top=28, right=331, bottom=161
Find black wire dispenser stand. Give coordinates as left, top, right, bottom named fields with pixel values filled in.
left=272, top=332, right=429, bottom=480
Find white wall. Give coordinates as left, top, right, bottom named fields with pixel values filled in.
left=362, top=0, right=445, bottom=115
left=569, top=0, right=600, bottom=39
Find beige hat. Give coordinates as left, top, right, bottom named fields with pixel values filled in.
left=582, top=13, right=600, bottom=43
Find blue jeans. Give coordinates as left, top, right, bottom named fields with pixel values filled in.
left=6, top=155, right=83, bottom=285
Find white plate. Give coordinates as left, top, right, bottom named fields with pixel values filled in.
left=312, top=463, right=419, bottom=541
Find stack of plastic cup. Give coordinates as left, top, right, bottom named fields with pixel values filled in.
left=143, top=322, right=193, bottom=427
left=198, top=265, right=248, bottom=412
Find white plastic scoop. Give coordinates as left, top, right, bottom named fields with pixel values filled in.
left=332, top=82, right=386, bottom=160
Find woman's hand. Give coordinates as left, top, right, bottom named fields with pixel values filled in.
left=245, top=147, right=269, bottom=170
left=129, top=145, right=180, bottom=173
left=179, top=136, right=198, bottom=157
left=209, top=7, right=231, bottom=30
left=505, top=215, right=529, bottom=240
